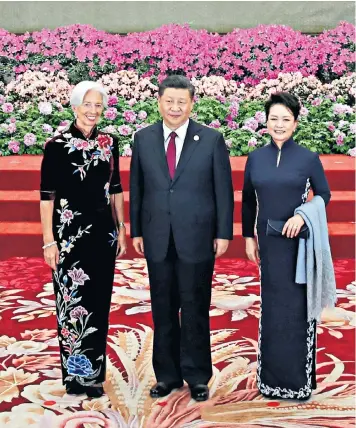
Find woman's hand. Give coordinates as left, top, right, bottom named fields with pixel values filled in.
left=282, top=214, right=305, bottom=238
left=44, top=245, right=59, bottom=270
left=245, top=237, right=260, bottom=265
left=116, top=227, right=127, bottom=258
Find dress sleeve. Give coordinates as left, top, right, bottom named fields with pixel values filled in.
left=109, top=141, right=123, bottom=194
left=242, top=155, right=257, bottom=238
left=40, top=141, right=58, bottom=201
left=310, top=154, right=331, bottom=206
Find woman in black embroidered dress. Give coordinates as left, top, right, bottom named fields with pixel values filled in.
left=40, top=81, right=127, bottom=398
left=242, top=93, right=331, bottom=400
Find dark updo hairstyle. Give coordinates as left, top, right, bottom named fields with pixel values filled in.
left=158, top=74, right=195, bottom=100
left=265, top=92, right=300, bottom=121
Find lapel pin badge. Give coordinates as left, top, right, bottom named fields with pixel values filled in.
left=193, top=135, right=199, bottom=141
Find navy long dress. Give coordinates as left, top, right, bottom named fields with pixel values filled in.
left=40, top=123, right=122, bottom=389
left=242, top=138, right=330, bottom=400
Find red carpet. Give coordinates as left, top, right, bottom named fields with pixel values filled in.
left=0, top=155, right=355, bottom=260
left=0, top=257, right=354, bottom=427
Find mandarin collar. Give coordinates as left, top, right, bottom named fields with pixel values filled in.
left=270, top=137, right=295, bottom=150
left=70, top=122, right=99, bottom=140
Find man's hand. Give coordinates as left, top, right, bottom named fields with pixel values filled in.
left=133, top=237, right=144, bottom=256
left=245, top=237, right=260, bottom=265
left=282, top=214, right=305, bottom=238
left=214, top=239, right=229, bottom=258
left=116, top=228, right=127, bottom=258
left=44, top=245, right=59, bottom=270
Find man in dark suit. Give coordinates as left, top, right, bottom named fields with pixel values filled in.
left=130, top=75, right=234, bottom=401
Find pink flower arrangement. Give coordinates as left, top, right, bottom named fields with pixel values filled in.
left=123, top=110, right=137, bottom=123
left=335, top=132, right=346, bottom=146
left=138, top=110, right=147, bottom=120
left=24, top=132, right=37, bottom=146
left=118, top=124, right=133, bottom=136
left=248, top=137, right=258, bottom=147
left=104, top=107, right=118, bottom=120
left=333, top=103, right=353, bottom=115
left=38, top=101, right=52, bottom=115
left=108, top=95, right=118, bottom=106
left=42, top=124, right=53, bottom=134
left=122, top=143, right=132, bottom=156
left=8, top=140, right=20, bottom=153
left=2, top=102, right=14, bottom=113
left=7, top=123, right=16, bottom=134
left=209, top=119, right=221, bottom=128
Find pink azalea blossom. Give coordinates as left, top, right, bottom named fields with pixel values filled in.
left=7, top=123, right=16, bottom=134
left=347, top=147, right=356, bottom=156
left=108, top=95, right=118, bottom=106
left=228, top=121, right=239, bottom=130
left=0, top=95, right=5, bottom=104
left=248, top=137, right=258, bottom=147
left=138, top=110, right=147, bottom=120
left=258, top=128, right=269, bottom=136
left=2, top=102, right=14, bottom=113
left=122, top=144, right=132, bottom=156
left=123, top=110, right=137, bottom=123
left=38, top=101, right=52, bottom=115
left=254, top=111, right=266, bottom=123
left=209, top=119, right=221, bottom=128
left=118, top=124, right=133, bottom=136
left=300, top=107, right=309, bottom=116
left=244, top=118, right=259, bottom=132
left=24, top=133, right=36, bottom=146
left=104, top=107, right=118, bottom=120
left=8, top=140, right=20, bottom=153
left=336, top=132, right=345, bottom=146
left=127, top=98, right=137, bottom=107
left=311, top=98, right=322, bottom=106
left=225, top=139, right=233, bottom=148
left=333, top=103, right=353, bottom=115
left=10, top=117, right=16, bottom=123
left=327, top=122, right=336, bottom=132
left=229, top=102, right=239, bottom=119
left=349, top=123, right=356, bottom=134
left=42, top=124, right=53, bottom=134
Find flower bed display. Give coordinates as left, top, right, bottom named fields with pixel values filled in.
left=0, top=23, right=355, bottom=157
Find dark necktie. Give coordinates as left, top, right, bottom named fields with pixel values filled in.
left=166, top=131, right=177, bottom=179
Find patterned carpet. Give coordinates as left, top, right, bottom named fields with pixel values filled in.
left=0, top=257, right=354, bottom=428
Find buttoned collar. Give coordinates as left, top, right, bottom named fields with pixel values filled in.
left=162, top=119, right=190, bottom=142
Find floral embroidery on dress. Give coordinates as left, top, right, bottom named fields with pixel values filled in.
left=56, top=199, right=81, bottom=238
left=302, top=178, right=311, bottom=204
left=108, top=229, right=118, bottom=246
left=59, top=132, right=114, bottom=180
left=54, top=265, right=103, bottom=385
left=104, top=182, right=110, bottom=205
left=58, top=224, right=92, bottom=264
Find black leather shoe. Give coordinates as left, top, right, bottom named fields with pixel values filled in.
left=189, top=384, right=209, bottom=401
left=149, top=381, right=183, bottom=398
left=85, top=386, right=104, bottom=398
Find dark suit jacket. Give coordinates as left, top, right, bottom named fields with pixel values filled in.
left=130, top=119, right=234, bottom=263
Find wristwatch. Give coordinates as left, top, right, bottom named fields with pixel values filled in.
left=118, top=222, right=126, bottom=228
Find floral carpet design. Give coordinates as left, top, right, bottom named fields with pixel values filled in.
left=0, top=257, right=354, bottom=427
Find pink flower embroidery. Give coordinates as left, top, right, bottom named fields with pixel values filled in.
left=68, top=267, right=90, bottom=286
left=70, top=306, right=88, bottom=320
left=97, top=134, right=113, bottom=149
left=60, top=209, right=74, bottom=224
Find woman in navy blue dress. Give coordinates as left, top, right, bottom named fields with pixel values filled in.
left=242, top=93, right=331, bottom=400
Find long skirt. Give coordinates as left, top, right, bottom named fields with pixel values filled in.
left=257, top=223, right=316, bottom=400
left=53, top=207, right=117, bottom=388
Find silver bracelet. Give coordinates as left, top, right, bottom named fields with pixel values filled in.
left=42, top=241, right=57, bottom=249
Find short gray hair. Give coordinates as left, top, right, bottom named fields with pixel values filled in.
left=70, top=81, right=108, bottom=108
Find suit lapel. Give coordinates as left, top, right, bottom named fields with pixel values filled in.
left=172, top=119, right=201, bottom=185
left=150, top=122, right=171, bottom=182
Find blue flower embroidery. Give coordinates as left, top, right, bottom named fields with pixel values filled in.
left=108, top=229, right=118, bottom=246
left=67, top=354, right=94, bottom=377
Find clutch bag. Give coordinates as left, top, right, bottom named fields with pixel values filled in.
left=266, top=219, right=309, bottom=239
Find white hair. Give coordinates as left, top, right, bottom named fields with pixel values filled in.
left=70, top=81, right=108, bottom=108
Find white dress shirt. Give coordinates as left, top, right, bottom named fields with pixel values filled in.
left=163, top=119, right=190, bottom=167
